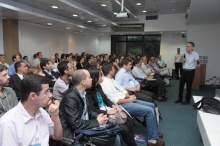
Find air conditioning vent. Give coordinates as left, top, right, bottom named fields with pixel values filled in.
left=112, top=24, right=144, bottom=32
left=146, top=15, right=158, bottom=20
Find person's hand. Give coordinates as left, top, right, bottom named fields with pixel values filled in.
left=47, top=100, right=60, bottom=117
left=128, top=95, right=136, bottom=102
left=107, top=108, right=117, bottom=115
left=97, top=113, right=108, bottom=125
left=112, top=105, right=121, bottom=111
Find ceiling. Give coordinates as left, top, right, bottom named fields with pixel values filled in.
left=0, top=0, right=198, bottom=34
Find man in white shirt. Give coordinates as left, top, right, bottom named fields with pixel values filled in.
left=0, top=74, right=63, bottom=146
left=49, top=55, right=58, bottom=72
left=175, top=42, right=200, bottom=105
left=0, top=54, right=9, bottom=68
left=174, top=48, right=183, bottom=80
left=132, top=58, right=167, bottom=101
left=101, top=63, right=165, bottom=146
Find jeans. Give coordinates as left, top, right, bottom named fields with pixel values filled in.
left=121, top=100, right=159, bottom=140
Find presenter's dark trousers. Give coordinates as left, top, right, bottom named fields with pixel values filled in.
left=175, top=62, right=182, bottom=79
left=178, top=69, right=195, bottom=101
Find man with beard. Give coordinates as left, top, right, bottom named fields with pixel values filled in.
left=0, top=64, right=18, bottom=118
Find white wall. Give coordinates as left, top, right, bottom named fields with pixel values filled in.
left=19, top=22, right=66, bottom=60
left=98, top=35, right=111, bottom=55
left=118, top=13, right=187, bottom=32
left=187, top=24, right=220, bottom=84
left=0, top=19, right=4, bottom=54
left=160, top=34, right=187, bottom=70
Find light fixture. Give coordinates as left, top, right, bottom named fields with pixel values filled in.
left=120, top=34, right=123, bottom=35
left=181, top=32, right=185, bottom=34
left=80, top=31, right=83, bottom=32
left=52, top=6, right=58, bottom=9
left=47, top=23, right=52, bottom=26
left=101, top=4, right=106, bottom=7
left=66, top=27, right=70, bottom=29
left=142, top=10, right=147, bottom=13
left=113, top=12, right=117, bottom=15
left=136, top=3, right=141, bottom=6
left=87, top=20, right=92, bottom=23
left=172, top=8, right=176, bottom=11
left=102, top=25, right=106, bottom=26
left=72, top=14, right=78, bottom=17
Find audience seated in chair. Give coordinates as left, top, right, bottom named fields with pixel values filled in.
left=132, top=58, right=167, bottom=101
left=53, top=61, right=75, bottom=101
left=59, top=69, right=121, bottom=146
left=86, top=67, right=137, bottom=146
left=0, top=64, right=18, bottom=118
left=100, top=63, right=165, bottom=146
left=9, top=61, right=28, bottom=99
left=8, top=55, right=21, bottom=76
left=40, top=59, right=59, bottom=87
left=115, top=58, right=156, bottom=102
left=0, top=74, right=63, bottom=145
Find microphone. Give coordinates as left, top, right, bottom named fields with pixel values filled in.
left=183, top=54, right=185, bottom=58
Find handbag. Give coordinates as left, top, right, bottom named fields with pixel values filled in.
left=108, top=107, right=127, bottom=124
left=76, top=123, right=121, bottom=146
left=193, top=97, right=220, bottom=115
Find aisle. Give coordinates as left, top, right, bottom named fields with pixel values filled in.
left=134, top=80, right=214, bottom=146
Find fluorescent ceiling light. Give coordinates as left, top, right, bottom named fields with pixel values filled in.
left=142, top=10, right=147, bottom=13
left=66, top=27, right=70, bottom=29
left=47, top=23, right=52, bottom=26
left=136, top=3, right=141, bottom=6
left=102, top=25, right=106, bottom=26
left=87, top=20, right=92, bottom=23
left=52, top=6, right=58, bottom=9
left=181, top=32, right=185, bottom=34
left=72, top=14, right=78, bottom=17
left=101, top=4, right=106, bottom=7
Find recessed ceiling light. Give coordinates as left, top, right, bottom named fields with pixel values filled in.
left=66, top=27, right=70, bottom=29
left=72, top=14, right=78, bottom=17
left=47, top=23, right=52, bottom=26
left=102, top=25, right=106, bottom=26
left=87, top=20, right=92, bottom=23
left=101, top=4, right=106, bottom=7
left=52, top=6, right=58, bottom=9
left=136, top=3, right=141, bottom=6
left=172, top=8, right=176, bottom=11
left=142, top=10, right=147, bottom=13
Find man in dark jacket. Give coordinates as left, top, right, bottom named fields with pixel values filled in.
left=59, top=69, right=120, bottom=146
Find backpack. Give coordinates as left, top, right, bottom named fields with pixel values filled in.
left=193, top=97, right=220, bottom=115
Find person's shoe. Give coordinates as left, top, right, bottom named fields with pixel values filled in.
left=147, top=140, right=165, bottom=146
left=158, top=132, right=163, bottom=138
left=174, top=99, right=182, bottom=103
left=182, top=100, right=190, bottom=105
left=158, top=97, right=167, bottom=101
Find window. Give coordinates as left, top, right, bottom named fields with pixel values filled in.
left=111, top=35, right=161, bottom=58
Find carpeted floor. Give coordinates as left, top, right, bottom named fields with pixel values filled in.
left=133, top=79, right=216, bottom=146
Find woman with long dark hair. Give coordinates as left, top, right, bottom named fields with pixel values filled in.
left=86, top=68, right=137, bottom=146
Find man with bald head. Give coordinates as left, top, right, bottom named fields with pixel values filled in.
left=59, top=69, right=121, bottom=146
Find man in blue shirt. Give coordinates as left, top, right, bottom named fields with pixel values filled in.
left=8, top=55, right=21, bottom=76
left=175, top=42, right=200, bottom=105
left=115, top=58, right=156, bottom=102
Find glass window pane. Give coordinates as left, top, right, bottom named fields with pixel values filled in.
left=127, top=35, right=143, bottom=41
left=112, top=42, right=126, bottom=56
left=143, top=42, right=160, bottom=58
left=111, top=35, right=126, bottom=41
left=144, top=35, right=161, bottom=41
left=127, top=42, right=142, bottom=56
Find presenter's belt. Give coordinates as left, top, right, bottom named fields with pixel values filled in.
left=183, top=69, right=195, bottom=71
